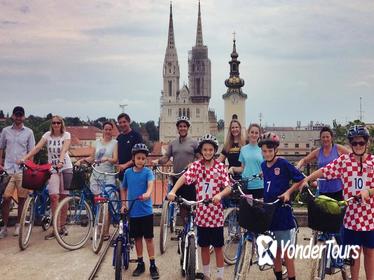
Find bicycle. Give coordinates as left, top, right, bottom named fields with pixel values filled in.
left=53, top=164, right=96, bottom=251
left=18, top=167, right=52, bottom=250
left=223, top=174, right=262, bottom=265
left=153, top=165, right=185, bottom=254
left=233, top=181, right=298, bottom=280
left=110, top=198, right=138, bottom=280
left=172, top=196, right=212, bottom=280
left=301, top=185, right=355, bottom=280
left=90, top=163, right=121, bottom=253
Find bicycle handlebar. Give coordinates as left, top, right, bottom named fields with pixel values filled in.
left=91, top=162, right=119, bottom=176
left=175, top=196, right=212, bottom=207
left=153, top=165, right=187, bottom=177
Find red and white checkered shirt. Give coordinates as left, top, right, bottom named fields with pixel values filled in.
left=322, top=153, right=374, bottom=231
left=184, top=159, right=230, bottom=228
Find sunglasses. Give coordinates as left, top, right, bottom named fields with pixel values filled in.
left=351, top=141, right=367, bottom=147
left=52, top=122, right=62, bottom=125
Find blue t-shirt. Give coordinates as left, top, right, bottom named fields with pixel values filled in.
left=261, top=157, right=304, bottom=231
left=122, top=167, right=154, bottom=218
left=239, top=144, right=264, bottom=189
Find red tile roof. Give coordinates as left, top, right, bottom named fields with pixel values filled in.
left=66, top=126, right=101, bottom=140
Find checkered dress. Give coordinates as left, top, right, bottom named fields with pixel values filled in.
left=322, top=153, right=374, bottom=231
left=184, top=160, right=230, bottom=228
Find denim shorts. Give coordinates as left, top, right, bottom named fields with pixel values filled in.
left=272, top=228, right=296, bottom=248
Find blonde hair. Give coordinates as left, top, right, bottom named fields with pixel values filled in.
left=50, top=115, right=66, bottom=136
left=223, top=119, right=246, bottom=153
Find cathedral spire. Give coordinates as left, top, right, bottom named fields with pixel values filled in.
left=195, top=1, right=204, bottom=47
left=167, top=2, right=176, bottom=50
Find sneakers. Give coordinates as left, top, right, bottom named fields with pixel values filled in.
left=132, top=262, right=145, bottom=277
left=150, top=265, right=160, bottom=280
left=0, top=227, right=8, bottom=239
left=13, top=224, right=20, bottom=236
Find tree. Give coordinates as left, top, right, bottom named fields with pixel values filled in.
left=217, top=119, right=225, bottom=131
left=145, top=121, right=159, bottom=141
left=0, top=110, right=4, bottom=119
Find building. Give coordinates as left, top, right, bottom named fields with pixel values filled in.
left=264, top=126, right=320, bottom=158
left=222, top=38, right=247, bottom=136
left=159, top=2, right=217, bottom=143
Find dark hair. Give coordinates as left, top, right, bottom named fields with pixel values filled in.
left=320, top=126, right=334, bottom=138
left=102, top=121, right=113, bottom=129
left=117, top=113, right=130, bottom=122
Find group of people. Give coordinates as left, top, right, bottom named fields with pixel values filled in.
left=0, top=106, right=373, bottom=280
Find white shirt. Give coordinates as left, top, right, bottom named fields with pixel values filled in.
left=42, top=131, right=73, bottom=171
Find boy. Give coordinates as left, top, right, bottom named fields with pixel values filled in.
left=303, top=125, right=374, bottom=280
left=168, top=134, right=231, bottom=280
left=258, top=132, right=304, bottom=280
left=120, top=143, right=159, bottom=279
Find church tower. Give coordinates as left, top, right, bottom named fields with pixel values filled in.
left=222, top=37, right=247, bottom=136
left=188, top=1, right=211, bottom=103
left=160, top=3, right=180, bottom=142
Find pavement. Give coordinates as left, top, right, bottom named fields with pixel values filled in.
left=0, top=226, right=366, bottom=280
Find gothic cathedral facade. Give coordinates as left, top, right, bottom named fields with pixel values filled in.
left=159, top=2, right=217, bottom=143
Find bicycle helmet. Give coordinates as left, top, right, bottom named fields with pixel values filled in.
left=131, top=143, right=149, bottom=156
left=258, top=132, right=280, bottom=148
left=176, top=116, right=191, bottom=127
left=347, top=125, right=369, bottom=142
left=198, top=134, right=219, bottom=152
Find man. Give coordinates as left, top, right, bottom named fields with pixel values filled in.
left=0, top=106, right=35, bottom=238
left=116, top=113, right=143, bottom=181
left=153, top=116, right=199, bottom=203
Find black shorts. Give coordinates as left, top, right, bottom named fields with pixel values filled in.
left=197, top=226, right=224, bottom=248
left=129, top=214, right=154, bottom=239
left=243, top=188, right=264, bottom=199
left=172, top=177, right=196, bottom=201
left=320, top=190, right=343, bottom=201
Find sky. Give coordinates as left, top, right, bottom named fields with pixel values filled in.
left=0, top=0, right=374, bottom=127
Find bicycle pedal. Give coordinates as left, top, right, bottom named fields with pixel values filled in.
left=170, top=237, right=179, bottom=241
left=129, top=259, right=137, bottom=263
left=344, top=258, right=354, bottom=266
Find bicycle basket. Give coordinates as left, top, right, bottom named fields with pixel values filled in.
left=307, top=197, right=346, bottom=233
left=67, top=165, right=91, bottom=190
left=0, top=172, right=11, bottom=196
left=21, top=160, right=52, bottom=191
left=238, top=197, right=277, bottom=234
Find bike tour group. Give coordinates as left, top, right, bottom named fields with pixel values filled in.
left=0, top=106, right=373, bottom=280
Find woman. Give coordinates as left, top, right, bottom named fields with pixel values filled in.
left=22, top=115, right=72, bottom=239
left=218, top=119, right=246, bottom=175
left=303, top=125, right=374, bottom=280
left=296, top=126, right=350, bottom=200
left=228, top=123, right=264, bottom=198
left=77, top=121, right=118, bottom=240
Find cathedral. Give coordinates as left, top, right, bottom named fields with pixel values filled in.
left=159, top=2, right=217, bottom=143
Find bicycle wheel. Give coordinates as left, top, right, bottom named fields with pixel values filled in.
left=224, top=207, right=241, bottom=265
left=18, top=196, right=35, bottom=250
left=159, top=199, right=169, bottom=254
left=169, top=202, right=177, bottom=233
left=234, top=239, right=253, bottom=280
left=309, top=231, right=324, bottom=280
left=186, top=235, right=196, bottom=280
left=115, top=238, right=123, bottom=280
left=123, top=232, right=130, bottom=270
left=92, top=203, right=109, bottom=254
left=41, top=195, right=52, bottom=231
left=54, top=196, right=93, bottom=250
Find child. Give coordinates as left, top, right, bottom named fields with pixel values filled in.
left=168, top=134, right=231, bottom=280
left=120, top=143, right=159, bottom=279
left=303, top=125, right=374, bottom=280
left=258, top=132, right=304, bottom=280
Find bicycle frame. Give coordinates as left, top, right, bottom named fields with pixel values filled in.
left=181, top=207, right=198, bottom=272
